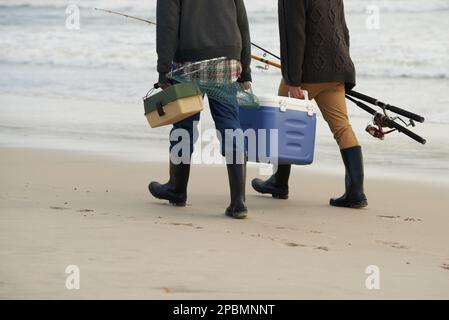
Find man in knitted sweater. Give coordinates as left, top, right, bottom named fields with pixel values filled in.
left=252, top=0, right=368, bottom=208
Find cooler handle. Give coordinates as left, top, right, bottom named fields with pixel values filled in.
left=287, top=89, right=309, bottom=101
left=303, top=90, right=309, bottom=101
left=281, top=90, right=311, bottom=113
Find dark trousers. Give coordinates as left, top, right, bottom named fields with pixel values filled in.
left=169, top=97, right=244, bottom=162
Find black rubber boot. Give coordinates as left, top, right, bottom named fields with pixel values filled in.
left=330, top=146, right=368, bottom=209
left=225, top=163, right=248, bottom=219
left=251, top=164, right=291, bottom=199
left=148, top=162, right=190, bottom=207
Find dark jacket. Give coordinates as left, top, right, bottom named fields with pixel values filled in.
left=278, top=0, right=356, bottom=90
left=156, top=0, right=252, bottom=83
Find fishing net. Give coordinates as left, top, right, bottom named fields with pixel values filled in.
left=167, top=57, right=259, bottom=108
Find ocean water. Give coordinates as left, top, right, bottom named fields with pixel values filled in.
left=1, top=0, right=449, bottom=179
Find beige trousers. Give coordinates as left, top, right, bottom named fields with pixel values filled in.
left=279, top=79, right=359, bottom=149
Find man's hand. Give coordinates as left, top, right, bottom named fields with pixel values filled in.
left=237, top=79, right=252, bottom=91
left=158, top=82, right=172, bottom=90
left=241, top=81, right=252, bottom=91
left=288, top=86, right=306, bottom=99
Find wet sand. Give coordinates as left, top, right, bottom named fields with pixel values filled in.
left=0, top=148, right=448, bottom=299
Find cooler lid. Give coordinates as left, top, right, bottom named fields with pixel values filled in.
left=257, top=95, right=317, bottom=115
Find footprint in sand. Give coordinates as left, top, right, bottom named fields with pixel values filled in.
left=403, top=217, right=422, bottom=222
left=49, top=206, right=70, bottom=210
left=284, top=242, right=307, bottom=248
left=166, top=222, right=203, bottom=230
left=376, top=240, right=409, bottom=250
left=276, top=226, right=299, bottom=231
left=440, top=264, right=449, bottom=271
left=283, top=242, right=330, bottom=252
left=377, top=215, right=401, bottom=220
left=377, top=215, right=422, bottom=222
left=159, top=286, right=201, bottom=294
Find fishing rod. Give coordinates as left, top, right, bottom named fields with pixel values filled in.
left=94, top=8, right=156, bottom=25
left=248, top=43, right=426, bottom=128
left=96, top=8, right=426, bottom=144
left=251, top=54, right=427, bottom=144
left=251, top=43, right=281, bottom=60
left=345, top=95, right=426, bottom=145
left=249, top=53, right=427, bottom=143
left=251, top=54, right=281, bottom=68
left=346, top=90, right=425, bottom=123
left=95, top=8, right=279, bottom=65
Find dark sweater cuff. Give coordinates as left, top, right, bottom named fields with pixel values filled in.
left=284, top=76, right=302, bottom=87
left=238, top=70, right=252, bottom=82
left=158, top=72, right=169, bottom=84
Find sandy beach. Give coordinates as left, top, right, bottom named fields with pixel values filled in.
left=1, top=0, right=449, bottom=302
left=1, top=148, right=448, bottom=299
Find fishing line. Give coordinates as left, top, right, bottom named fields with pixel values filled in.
left=250, top=42, right=281, bottom=60
left=94, top=8, right=280, bottom=63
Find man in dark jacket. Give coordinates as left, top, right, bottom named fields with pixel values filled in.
left=252, top=0, right=368, bottom=208
left=149, top=0, right=252, bottom=219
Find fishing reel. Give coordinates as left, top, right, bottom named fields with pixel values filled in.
left=346, top=91, right=426, bottom=145
left=255, top=53, right=271, bottom=71
left=365, top=111, right=416, bottom=141
left=256, top=64, right=270, bottom=71
left=366, top=123, right=385, bottom=140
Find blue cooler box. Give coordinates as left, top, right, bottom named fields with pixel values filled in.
left=239, top=95, right=317, bottom=165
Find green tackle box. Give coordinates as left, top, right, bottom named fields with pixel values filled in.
left=144, top=83, right=204, bottom=128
